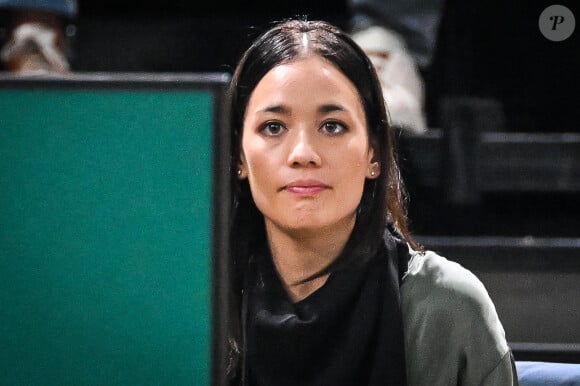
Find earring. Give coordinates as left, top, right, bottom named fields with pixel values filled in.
left=370, top=162, right=379, bottom=177
left=237, top=169, right=242, bottom=176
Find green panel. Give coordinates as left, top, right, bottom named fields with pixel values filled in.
left=0, top=88, right=213, bottom=385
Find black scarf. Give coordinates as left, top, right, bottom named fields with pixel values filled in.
left=243, top=229, right=409, bottom=386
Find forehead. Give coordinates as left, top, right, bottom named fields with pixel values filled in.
left=246, top=56, right=364, bottom=112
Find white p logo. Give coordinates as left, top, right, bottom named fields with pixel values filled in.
left=550, top=15, right=565, bottom=30
left=540, top=5, right=575, bottom=41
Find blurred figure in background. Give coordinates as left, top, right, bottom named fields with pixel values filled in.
left=349, top=0, right=445, bottom=133
left=0, top=0, right=76, bottom=73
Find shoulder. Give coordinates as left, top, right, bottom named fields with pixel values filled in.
left=401, top=247, right=505, bottom=337
left=401, top=248, right=512, bottom=385
left=401, top=248, right=490, bottom=309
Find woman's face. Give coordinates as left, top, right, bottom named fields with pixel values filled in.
left=239, top=56, right=379, bottom=235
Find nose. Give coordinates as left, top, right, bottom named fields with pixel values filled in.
left=287, top=129, right=322, bottom=167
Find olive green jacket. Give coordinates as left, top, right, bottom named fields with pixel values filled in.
left=401, top=249, right=518, bottom=385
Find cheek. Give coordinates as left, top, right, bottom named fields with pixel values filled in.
left=241, top=141, right=278, bottom=198
left=242, top=139, right=267, bottom=175
left=328, top=141, right=370, bottom=173
left=324, top=145, right=369, bottom=193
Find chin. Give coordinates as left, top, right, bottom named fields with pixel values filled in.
left=278, top=215, right=356, bottom=236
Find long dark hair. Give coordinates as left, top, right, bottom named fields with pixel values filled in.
left=226, top=19, right=418, bottom=381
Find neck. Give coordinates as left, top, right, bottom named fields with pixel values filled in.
left=264, top=217, right=355, bottom=302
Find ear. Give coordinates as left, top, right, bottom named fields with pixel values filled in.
left=366, top=161, right=380, bottom=179
left=366, top=145, right=380, bottom=179
left=237, top=151, right=248, bottom=179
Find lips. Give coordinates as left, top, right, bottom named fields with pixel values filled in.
left=283, top=180, right=330, bottom=195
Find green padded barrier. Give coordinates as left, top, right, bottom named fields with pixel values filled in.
left=0, top=74, right=229, bottom=386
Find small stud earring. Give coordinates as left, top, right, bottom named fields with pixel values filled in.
left=370, top=170, right=376, bottom=176
left=237, top=169, right=242, bottom=177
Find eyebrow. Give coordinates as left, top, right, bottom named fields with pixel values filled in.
left=259, top=105, right=291, bottom=114
left=318, top=104, right=346, bottom=114
left=258, top=103, right=348, bottom=115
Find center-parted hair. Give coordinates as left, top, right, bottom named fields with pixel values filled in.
left=226, top=19, right=417, bottom=381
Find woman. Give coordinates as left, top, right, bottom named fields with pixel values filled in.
left=227, top=19, right=517, bottom=385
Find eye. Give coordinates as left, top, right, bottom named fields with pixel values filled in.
left=320, top=121, right=347, bottom=136
left=260, top=122, right=286, bottom=137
